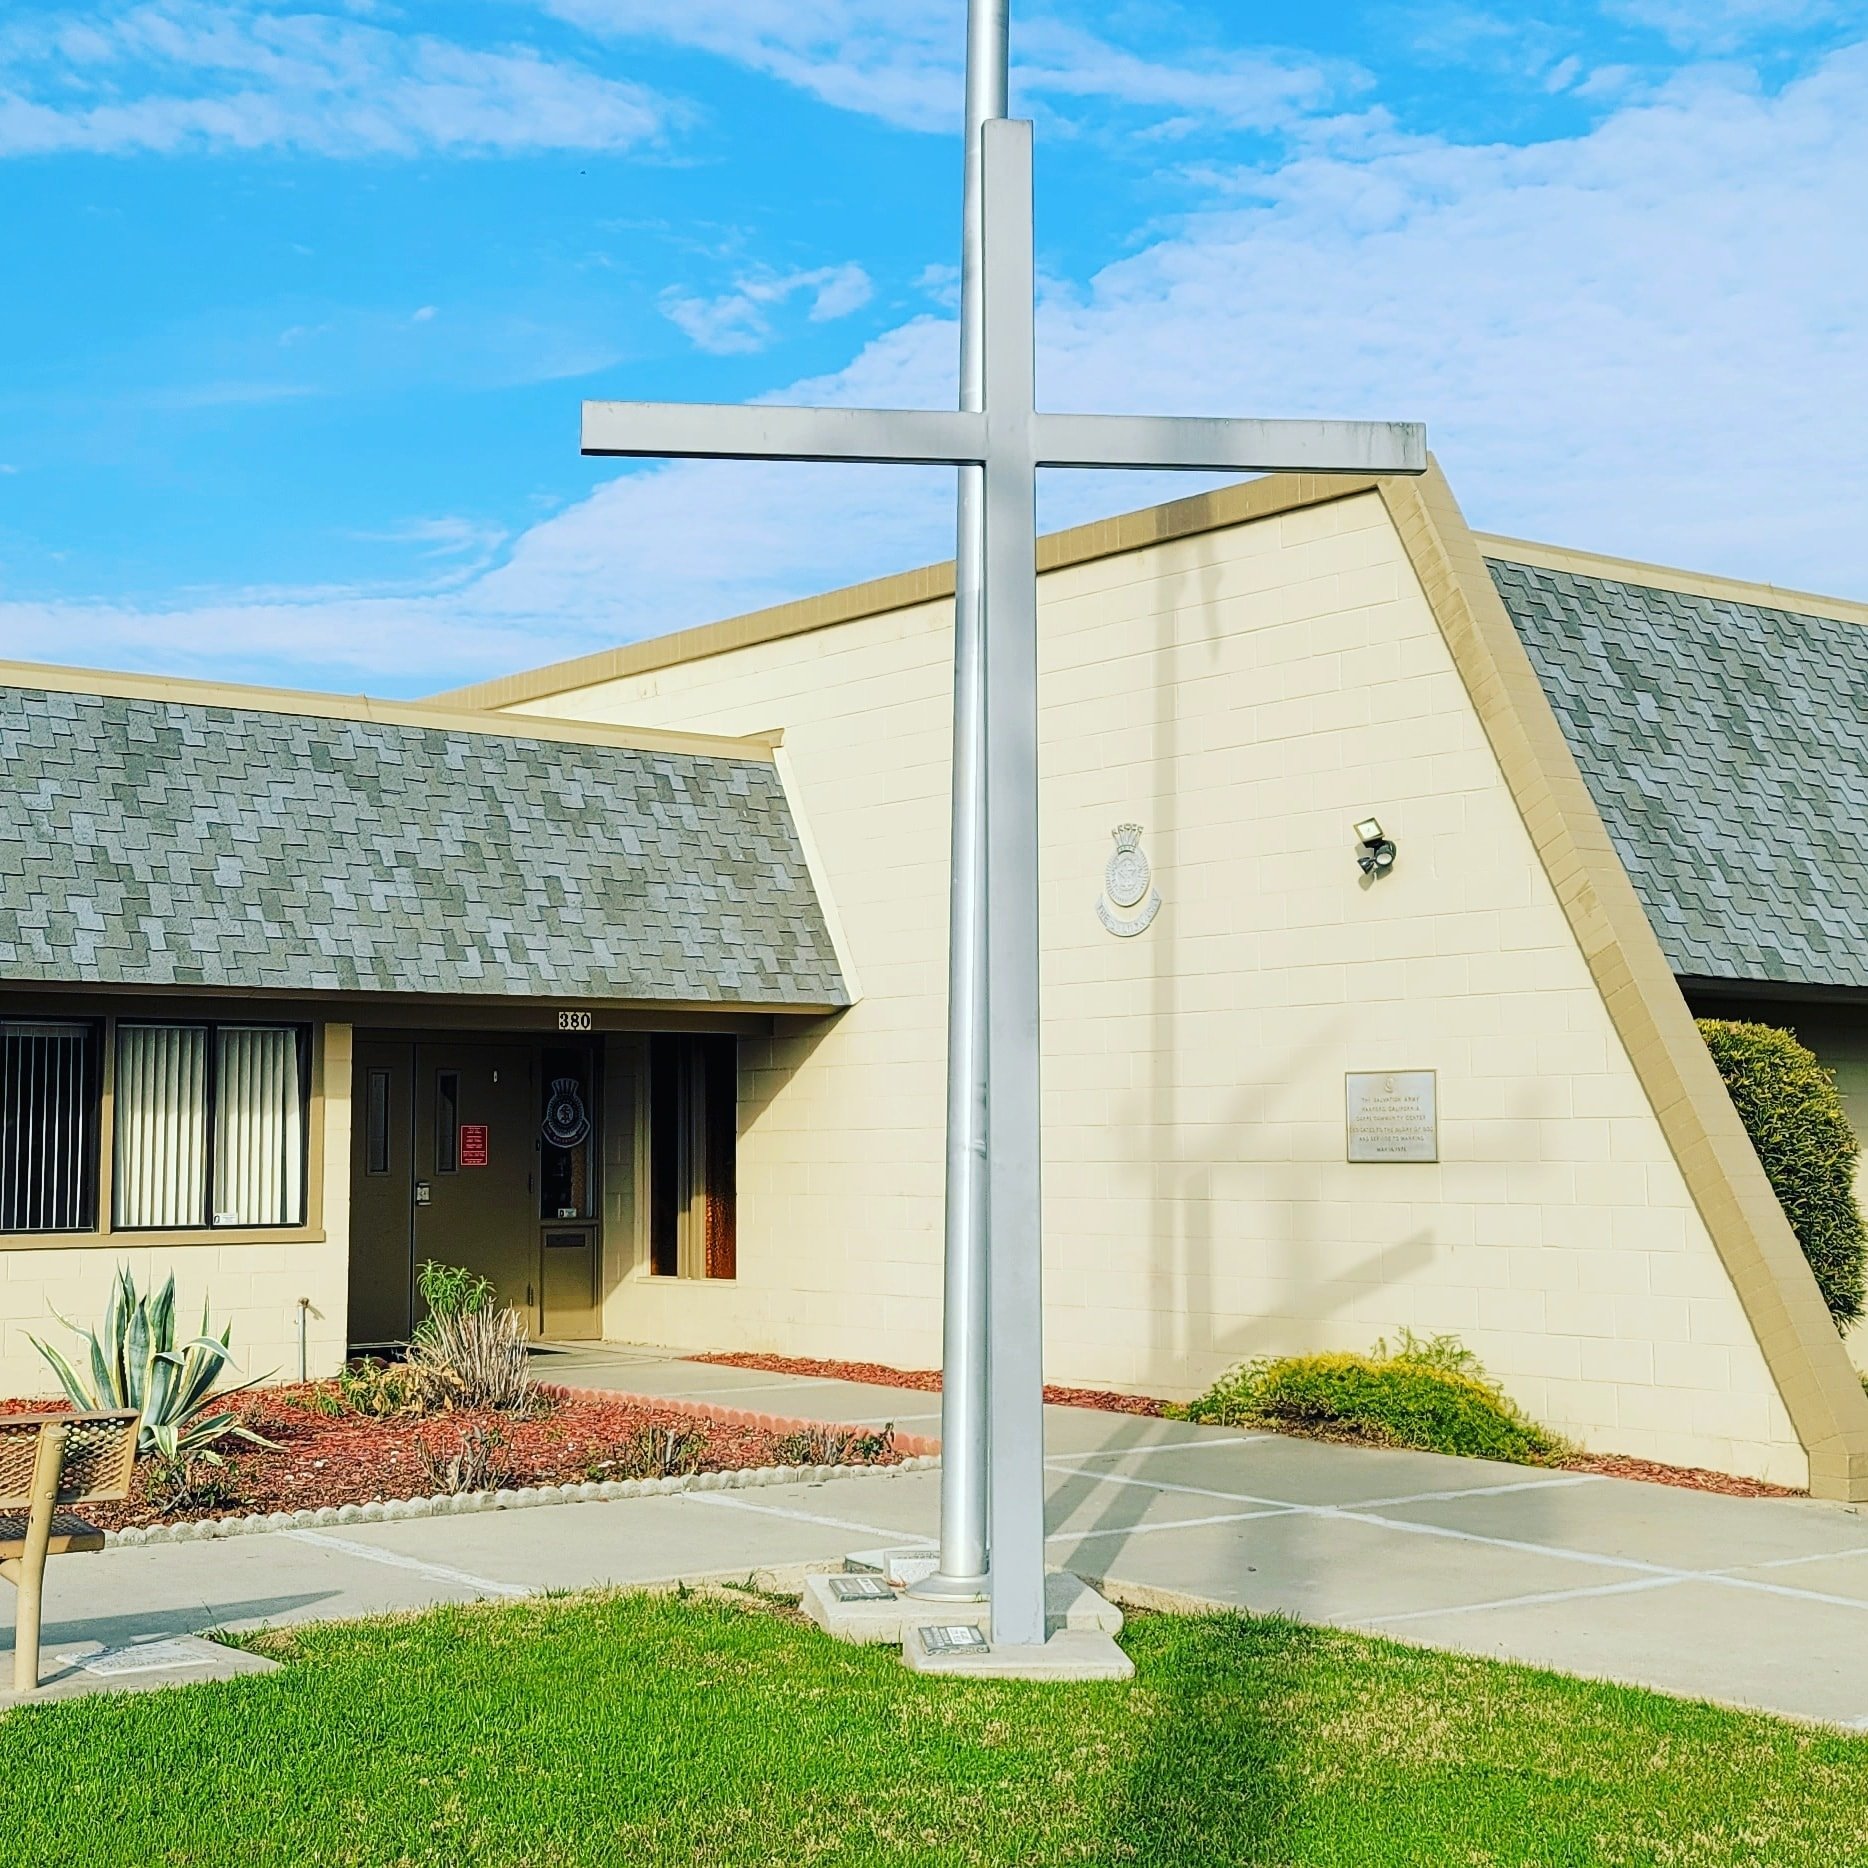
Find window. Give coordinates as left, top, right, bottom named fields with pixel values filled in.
left=435, top=1071, right=459, bottom=1175
left=113, top=1023, right=308, bottom=1231
left=1, top=1022, right=99, bottom=1234
left=365, top=1068, right=392, bottom=1176
left=540, top=1046, right=595, bottom=1221
left=648, top=1034, right=736, bottom=1279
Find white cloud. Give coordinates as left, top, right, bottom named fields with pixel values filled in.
left=1013, top=17, right=1346, bottom=127
left=351, top=515, right=509, bottom=564
left=540, top=0, right=1353, bottom=135
left=8, top=42, right=1868, bottom=692
left=1606, top=0, right=1849, bottom=52
left=0, top=1, right=676, bottom=157
left=661, top=261, right=874, bottom=355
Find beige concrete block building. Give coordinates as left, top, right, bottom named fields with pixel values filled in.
left=5, top=462, right=1867, bottom=1496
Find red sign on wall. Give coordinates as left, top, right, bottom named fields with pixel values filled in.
left=459, top=1124, right=490, bottom=1169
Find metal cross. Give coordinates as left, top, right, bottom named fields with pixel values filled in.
left=584, top=50, right=1425, bottom=1649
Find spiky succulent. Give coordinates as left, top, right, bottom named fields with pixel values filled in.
left=30, top=1266, right=274, bottom=1460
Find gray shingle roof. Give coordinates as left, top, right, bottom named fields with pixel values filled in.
left=0, top=686, right=848, bottom=1006
left=1493, top=558, right=1868, bottom=990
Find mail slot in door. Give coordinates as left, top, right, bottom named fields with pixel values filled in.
left=540, top=1226, right=599, bottom=1340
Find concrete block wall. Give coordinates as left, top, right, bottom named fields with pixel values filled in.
left=516, top=494, right=1806, bottom=1485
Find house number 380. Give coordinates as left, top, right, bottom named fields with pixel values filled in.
left=557, top=1011, right=593, bottom=1033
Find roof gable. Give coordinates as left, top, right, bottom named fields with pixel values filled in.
left=1492, top=557, right=1868, bottom=991
left=0, top=685, right=847, bottom=1007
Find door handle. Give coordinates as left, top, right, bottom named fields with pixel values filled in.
left=526, top=1284, right=535, bottom=1308
left=415, top=1182, right=432, bottom=1206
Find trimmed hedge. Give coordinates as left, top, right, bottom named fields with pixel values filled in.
left=1178, top=1332, right=1565, bottom=1466
left=1699, top=1019, right=1867, bottom=1329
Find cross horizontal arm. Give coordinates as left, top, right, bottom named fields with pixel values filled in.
left=582, top=401, right=987, bottom=467
left=1033, top=414, right=1427, bottom=476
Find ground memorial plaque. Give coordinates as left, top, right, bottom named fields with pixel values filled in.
left=828, top=1576, right=898, bottom=1604
left=919, top=1625, right=991, bottom=1658
left=1346, top=1071, right=1438, bottom=1163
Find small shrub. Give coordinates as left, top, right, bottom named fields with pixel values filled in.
left=417, top=1425, right=513, bottom=1496
left=1699, top=1018, right=1867, bottom=1328
left=596, top=1425, right=710, bottom=1481
left=771, top=1423, right=896, bottom=1467
left=1182, top=1335, right=1565, bottom=1466
left=139, top=1452, right=245, bottom=1516
left=30, top=1267, right=275, bottom=1459
left=415, top=1260, right=495, bottom=1325
left=336, top=1359, right=462, bottom=1420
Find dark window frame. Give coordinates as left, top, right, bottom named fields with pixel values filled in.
left=112, top=1019, right=313, bottom=1234
left=647, top=1033, right=737, bottom=1281
left=435, top=1070, right=460, bottom=1176
left=365, top=1067, right=393, bottom=1177
left=0, top=1019, right=103, bottom=1236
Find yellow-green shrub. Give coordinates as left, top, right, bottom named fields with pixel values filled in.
left=1699, top=1019, right=1866, bottom=1328
left=1179, top=1332, right=1565, bottom=1465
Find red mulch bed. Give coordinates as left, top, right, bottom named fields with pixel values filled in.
left=1563, top=1452, right=1805, bottom=1498
left=694, top=1351, right=1172, bottom=1418
left=691, top=1351, right=1816, bottom=1497
left=1, top=1382, right=902, bottom=1530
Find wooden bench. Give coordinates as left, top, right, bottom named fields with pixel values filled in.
left=1, top=1410, right=140, bottom=1694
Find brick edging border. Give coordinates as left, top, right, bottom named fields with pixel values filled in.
left=102, top=1385, right=942, bottom=1550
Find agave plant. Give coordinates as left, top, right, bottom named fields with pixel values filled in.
left=30, top=1267, right=275, bottom=1460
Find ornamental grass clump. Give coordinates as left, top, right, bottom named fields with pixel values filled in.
left=1180, top=1330, right=1566, bottom=1466
left=408, top=1260, right=539, bottom=1415
left=1699, top=1018, right=1867, bottom=1328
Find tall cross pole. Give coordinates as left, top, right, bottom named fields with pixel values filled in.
left=585, top=108, right=1426, bottom=1656
left=918, top=0, right=1007, bottom=1608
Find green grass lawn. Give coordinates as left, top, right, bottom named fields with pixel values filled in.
left=2, top=1589, right=1864, bottom=1867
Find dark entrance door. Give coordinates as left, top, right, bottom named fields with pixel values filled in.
left=412, top=1040, right=539, bottom=1334
left=349, top=1038, right=415, bottom=1347
left=347, top=1036, right=604, bottom=1347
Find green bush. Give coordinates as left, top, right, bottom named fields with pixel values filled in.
left=416, top=1259, right=495, bottom=1325
left=1699, top=1019, right=1867, bottom=1328
left=1179, top=1330, right=1565, bottom=1466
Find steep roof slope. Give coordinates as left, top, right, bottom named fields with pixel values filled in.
left=1491, top=557, right=1868, bottom=991
left=0, top=682, right=847, bottom=1007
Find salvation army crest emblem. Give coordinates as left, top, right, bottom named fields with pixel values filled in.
left=1096, top=823, right=1161, bottom=938
left=542, top=1077, right=591, bottom=1149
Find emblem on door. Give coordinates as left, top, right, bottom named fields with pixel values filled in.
left=542, top=1077, right=591, bottom=1148
left=414, top=1181, right=432, bottom=1206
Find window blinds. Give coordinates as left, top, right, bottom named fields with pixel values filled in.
left=1, top=1023, right=93, bottom=1233
left=213, top=1027, right=305, bottom=1226
left=114, top=1025, right=208, bottom=1229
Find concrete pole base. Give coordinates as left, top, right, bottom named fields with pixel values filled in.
left=802, top=1569, right=1122, bottom=1648
left=900, top=1626, right=1135, bottom=1681
left=907, top=1570, right=991, bottom=1603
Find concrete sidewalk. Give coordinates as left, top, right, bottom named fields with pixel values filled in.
left=4, top=1342, right=1866, bottom=1726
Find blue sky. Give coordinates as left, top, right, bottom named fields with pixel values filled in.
left=1, top=0, right=1865, bottom=694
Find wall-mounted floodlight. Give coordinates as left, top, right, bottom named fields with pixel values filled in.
left=1356, top=817, right=1398, bottom=877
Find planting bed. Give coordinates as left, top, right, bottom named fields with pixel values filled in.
left=692, top=1351, right=1809, bottom=1497
left=0, top=1382, right=907, bottom=1530
left=694, top=1350, right=1172, bottom=1418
